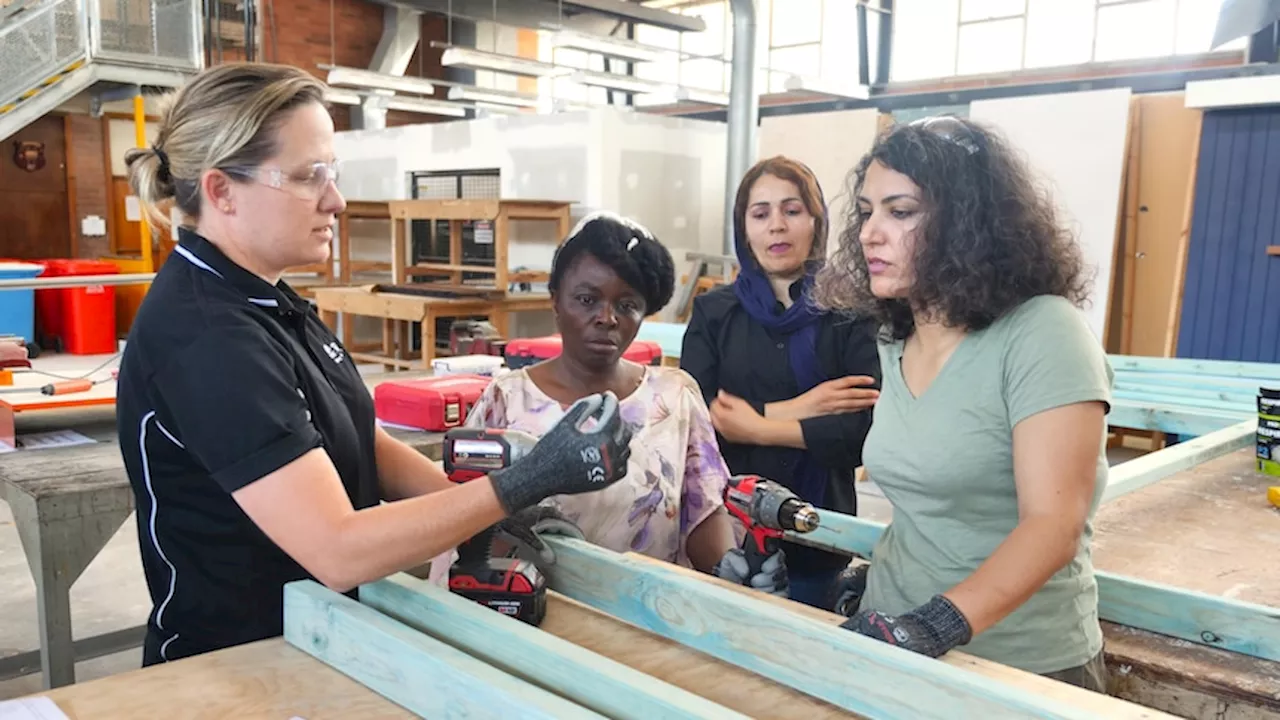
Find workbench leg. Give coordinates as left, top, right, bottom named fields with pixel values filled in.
left=381, top=320, right=396, bottom=372
left=421, top=311, right=436, bottom=367
left=490, top=311, right=510, bottom=341
left=8, top=492, right=133, bottom=689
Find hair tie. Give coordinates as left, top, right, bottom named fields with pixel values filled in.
left=626, top=237, right=639, bottom=251
left=153, top=146, right=171, bottom=180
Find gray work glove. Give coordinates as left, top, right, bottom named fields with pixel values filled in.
left=713, top=546, right=789, bottom=597
left=495, top=504, right=586, bottom=566
left=488, top=391, right=632, bottom=514
left=841, top=594, right=973, bottom=658
left=829, top=561, right=870, bottom=616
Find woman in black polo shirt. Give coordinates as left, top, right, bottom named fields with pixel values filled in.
left=115, top=62, right=631, bottom=666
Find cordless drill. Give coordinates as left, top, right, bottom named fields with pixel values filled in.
left=442, top=427, right=548, bottom=625
left=724, top=474, right=821, bottom=577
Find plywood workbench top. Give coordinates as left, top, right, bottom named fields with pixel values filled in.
left=30, top=638, right=415, bottom=719
left=1093, top=448, right=1280, bottom=714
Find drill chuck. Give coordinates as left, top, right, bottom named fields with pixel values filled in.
left=778, top=498, right=821, bottom=533
left=789, top=504, right=820, bottom=533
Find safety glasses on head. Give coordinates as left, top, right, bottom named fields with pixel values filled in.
left=909, top=116, right=980, bottom=156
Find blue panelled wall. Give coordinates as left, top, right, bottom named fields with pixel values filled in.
left=1177, top=107, right=1280, bottom=363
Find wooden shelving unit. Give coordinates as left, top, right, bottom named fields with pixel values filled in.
left=386, top=198, right=572, bottom=293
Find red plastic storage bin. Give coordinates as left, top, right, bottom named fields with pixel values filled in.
left=504, top=335, right=663, bottom=369
left=35, top=259, right=119, bottom=355
left=374, top=374, right=493, bottom=431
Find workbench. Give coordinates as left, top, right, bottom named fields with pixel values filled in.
left=1092, top=447, right=1280, bottom=718
left=311, top=285, right=552, bottom=369
left=24, top=638, right=414, bottom=719
left=0, top=383, right=444, bottom=691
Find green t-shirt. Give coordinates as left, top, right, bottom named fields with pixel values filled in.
left=860, top=294, right=1113, bottom=674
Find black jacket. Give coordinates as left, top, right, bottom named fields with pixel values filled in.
left=680, top=284, right=881, bottom=573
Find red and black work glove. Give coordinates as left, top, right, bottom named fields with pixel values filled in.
left=841, top=594, right=973, bottom=658
left=488, top=391, right=632, bottom=514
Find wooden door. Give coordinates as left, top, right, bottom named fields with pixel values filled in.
left=1127, top=94, right=1202, bottom=357
left=0, top=115, right=70, bottom=259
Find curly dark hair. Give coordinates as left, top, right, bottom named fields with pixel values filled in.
left=548, top=211, right=676, bottom=314
left=812, top=115, right=1091, bottom=341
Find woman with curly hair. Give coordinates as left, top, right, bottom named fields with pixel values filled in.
left=816, top=116, right=1112, bottom=691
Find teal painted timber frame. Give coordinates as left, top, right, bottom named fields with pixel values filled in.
left=281, top=581, right=606, bottom=719
left=358, top=574, right=749, bottom=720
left=786, top=511, right=1280, bottom=663
left=540, top=537, right=1113, bottom=720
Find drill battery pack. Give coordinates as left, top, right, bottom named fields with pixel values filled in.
left=373, top=374, right=492, bottom=431
left=504, top=335, right=663, bottom=370
left=449, top=557, right=547, bottom=625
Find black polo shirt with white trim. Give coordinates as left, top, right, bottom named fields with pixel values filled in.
left=116, top=227, right=379, bottom=665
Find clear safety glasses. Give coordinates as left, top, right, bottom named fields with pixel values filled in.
left=225, top=161, right=342, bottom=201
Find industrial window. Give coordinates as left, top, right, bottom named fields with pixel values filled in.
left=893, top=0, right=1249, bottom=83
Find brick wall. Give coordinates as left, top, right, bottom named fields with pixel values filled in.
left=260, top=1, right=449, bottom=129
left=67, top=115, right=110, bottom=258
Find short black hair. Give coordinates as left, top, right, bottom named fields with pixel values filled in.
left=548, top=212, right=676, bottom=314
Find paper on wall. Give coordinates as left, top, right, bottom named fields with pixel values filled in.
left=124, top=195, right=141, bottom=222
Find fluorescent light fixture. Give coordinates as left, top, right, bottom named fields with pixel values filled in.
left=549, top=29, right=666, bottom=63
left=781, top=75, right=871, bottom=100
left=447, top=85, right=540, bottom=108
left=440, top=46, right=570, bottom=79
left=326, top=66, right=436, bottom=96
left=382, top=96, right=469, bottom=118
left=322, top=88, right=362, bottom=106
left=671, top=86, right=729, bottom=106
left=570, top=69, right=669, bottom=96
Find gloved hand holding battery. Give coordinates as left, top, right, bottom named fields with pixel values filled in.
left=713, top=546, right=789, bottom=596
left=495, top=504, right=586, bottom=566
left=487, top=391, right=633, bottom=514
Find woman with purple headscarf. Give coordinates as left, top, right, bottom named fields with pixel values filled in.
left=680, top=156, right=881, bottom=609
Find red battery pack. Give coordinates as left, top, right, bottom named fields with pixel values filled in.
left=504, top=335, right=663, bottom=370
left=374, top=374, right=492, bottom=431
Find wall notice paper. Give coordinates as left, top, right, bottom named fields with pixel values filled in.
left=124, top=195, right=142, bottom=222
left=0, top=697, right=69, bottom=720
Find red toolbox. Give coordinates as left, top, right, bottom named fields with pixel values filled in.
left=504, top=335, right=663, bottom=369
left=374, top=374, right=492, bottom=431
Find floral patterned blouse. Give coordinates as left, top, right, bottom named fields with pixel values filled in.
left=464, top=364, right=731, bottom=567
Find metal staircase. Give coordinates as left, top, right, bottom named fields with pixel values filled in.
left=0, top=0, right=203, bottom=141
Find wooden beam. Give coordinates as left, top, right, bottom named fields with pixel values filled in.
left=359, top=574, right=749, bottom=720
left=1107, top=354, right=1280, bottom=381
left=282, top=581, right=604, bottom=719
left=787, top=511, right=1280, bottom=663
left=644, top=556, right=1173, bottom=719
left=1108, top=400, right=1243, bottom=437
left=542, top=538, right=1128, bottom=719
left=1102, top=419, right=1255, bottom=502
left=540, top=593, right=858, bottom=719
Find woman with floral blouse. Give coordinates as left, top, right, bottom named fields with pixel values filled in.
left=465, top=212, right=788, bottom=593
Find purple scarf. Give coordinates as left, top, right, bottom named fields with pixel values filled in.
left=731, top=207, right=830, bottom=506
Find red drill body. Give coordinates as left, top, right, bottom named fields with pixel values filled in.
left=442, top=427, right=548, bottom=625
left=724, top=474, right=821, bottom=576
